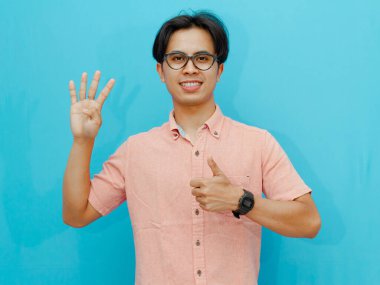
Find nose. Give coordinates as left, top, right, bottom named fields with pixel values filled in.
left=182, top=58, right=199, bottom=74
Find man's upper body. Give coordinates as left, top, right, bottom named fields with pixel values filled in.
left=89, top=104, right=315, bottom=285
left=63, top=11, right=321, bottom=285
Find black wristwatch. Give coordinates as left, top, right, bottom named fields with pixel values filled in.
left=232, top=189, right=254, bottom=219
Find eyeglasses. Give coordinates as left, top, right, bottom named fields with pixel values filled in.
left=163, top=51, right=218, bottom=71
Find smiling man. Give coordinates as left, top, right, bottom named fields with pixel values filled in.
left=63, top=11, right=321, bottom=285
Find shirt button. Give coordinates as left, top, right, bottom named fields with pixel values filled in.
left=195, top=150, right=200, bottom=156
left=196, top=240, right=200, bottom=246
left=197, top=270, right=202, bottom=277
left=195, top=209, right=199, bottom=215
left=213, top=131, right=218, bottom=136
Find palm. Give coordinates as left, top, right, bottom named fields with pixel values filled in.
left=68, top=71, right=115, bottom=140
left=70, top=100, right=102, bottom=138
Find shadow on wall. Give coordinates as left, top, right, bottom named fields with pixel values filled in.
left=0, top=61, right=139, bottom=282
left=259, top=130, right=345, bottom=284
left=0, top=91, right=59, bottom=248
left=273, top=130, right=345, bottom=245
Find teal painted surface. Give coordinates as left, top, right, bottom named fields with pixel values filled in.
left=0, top=0, right=379, bottom=284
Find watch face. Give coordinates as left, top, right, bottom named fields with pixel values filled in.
left=243, top=198, right=253, bottom=208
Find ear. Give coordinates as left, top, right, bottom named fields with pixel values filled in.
left=216, top=63, right=224, bottom=82
left=156, top=62, right=165, bottom=83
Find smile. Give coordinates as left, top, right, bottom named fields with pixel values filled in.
left=179, top=81, right=202, bottom=87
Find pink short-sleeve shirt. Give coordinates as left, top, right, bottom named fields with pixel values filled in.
left=89, top=105, right=311, bottom=285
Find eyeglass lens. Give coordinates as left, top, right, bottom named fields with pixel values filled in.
left=166, top=53, right=215, bottom=70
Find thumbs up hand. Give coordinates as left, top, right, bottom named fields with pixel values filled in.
left=190, top=157, right=244, bottom=212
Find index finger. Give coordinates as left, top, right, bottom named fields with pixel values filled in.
left=190, top=178, right=206, bottom=188
left=191, top=187, right=204, bottom=197
left=96, top=78, right=115, bottom=108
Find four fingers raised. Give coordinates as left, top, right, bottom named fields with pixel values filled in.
left=69, top=71, right=115, bottom=107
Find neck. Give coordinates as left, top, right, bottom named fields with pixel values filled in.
left=173, top=99, right=216, bottom=134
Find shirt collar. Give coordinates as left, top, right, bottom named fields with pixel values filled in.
left=169, top=104, right=224, bottom=140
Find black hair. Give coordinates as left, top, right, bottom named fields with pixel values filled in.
left=152, top=11, right=229, bottom=64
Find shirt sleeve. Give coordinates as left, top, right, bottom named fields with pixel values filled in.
left=261, top=131, right=311, bottom=200
left=88, top=141, right=128, bottom=216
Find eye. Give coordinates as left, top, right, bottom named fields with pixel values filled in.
left=170, top=54, right=186, bottom=62
left=195, top=55, right=211, bottom=62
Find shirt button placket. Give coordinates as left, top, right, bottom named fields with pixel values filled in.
left=191, top=131, right=206, bottom=284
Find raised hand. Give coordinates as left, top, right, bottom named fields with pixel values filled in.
left=69, top=71, right=115, bottom=140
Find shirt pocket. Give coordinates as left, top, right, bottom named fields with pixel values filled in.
left=227, top=175, right=251, bottom=188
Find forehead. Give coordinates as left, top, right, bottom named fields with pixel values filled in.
left=166, top=27, right=215, bottom=54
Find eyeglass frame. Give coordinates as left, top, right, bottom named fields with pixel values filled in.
left=163, top=51, right=219, bottom=71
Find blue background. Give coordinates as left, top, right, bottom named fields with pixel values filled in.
left=1, top=0, right=379, bottom=284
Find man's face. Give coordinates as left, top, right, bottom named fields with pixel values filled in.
left=156, top=27, right=224, bottom=108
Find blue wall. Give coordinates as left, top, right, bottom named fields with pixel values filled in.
left=1, top=0, right=379, bottom=284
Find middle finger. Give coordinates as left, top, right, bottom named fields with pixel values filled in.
left=88, top=70, right=101, bottom=100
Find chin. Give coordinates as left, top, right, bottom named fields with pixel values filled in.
left=174, top=95, right=213, bottom=107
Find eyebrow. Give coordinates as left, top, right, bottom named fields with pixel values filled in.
left=167, top=50, right=213, bottom=55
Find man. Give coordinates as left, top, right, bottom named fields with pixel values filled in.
left=63, top=11, right=321, bottom=285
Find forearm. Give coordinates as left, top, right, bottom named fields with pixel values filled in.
left=63, top=138, right=94, bottom=224
left=245, top=194, right=321, bottom=238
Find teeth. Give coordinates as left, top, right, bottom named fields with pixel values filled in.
left=180, top=82, right=201, bottom=87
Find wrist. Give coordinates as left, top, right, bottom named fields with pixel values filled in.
left=230, top=186, right=244, bottom=211
left=73, top=137, right=95, bottom=146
